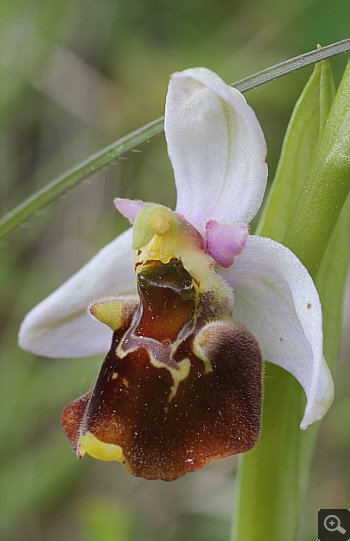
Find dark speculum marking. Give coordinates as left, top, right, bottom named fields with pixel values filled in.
left=62, top=258, right=262, bottom=481
left=136, top=259, right=195, bottom=342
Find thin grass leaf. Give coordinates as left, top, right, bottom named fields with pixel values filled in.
left=0, top=117, right=164, bottom=239
left=1, top=40, right=349, bottom=240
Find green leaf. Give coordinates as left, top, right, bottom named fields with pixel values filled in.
left=232, top=61, right=349, bottom=541
left=257, top=59, right=335, bottom=242
left=232, top=200, right=349, bottom=541
left=283, top=59, right=350, bottom=277
left=315, top=196, right=349, bottom=374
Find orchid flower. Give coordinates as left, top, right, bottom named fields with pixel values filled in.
left=19, top=67, right=333, bottom=482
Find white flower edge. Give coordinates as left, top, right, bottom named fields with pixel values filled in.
left=165, top=67, right=268, bottom=232
left=220, top=235, right=334, bottom=429
left=18, top=228, right=135, bottom=358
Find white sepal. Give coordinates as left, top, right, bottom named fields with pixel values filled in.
left=19, top=228, right=135, bottom=357
left=165, top=67, right=267, bottom=232
left=220, top=235, right=333, bottom=428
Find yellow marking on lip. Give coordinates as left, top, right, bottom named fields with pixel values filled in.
left=168, top=358, right=191, bottom=402
left=149, top=355, right=191, bottom=403
left=79, top=432, right=124, bottom=462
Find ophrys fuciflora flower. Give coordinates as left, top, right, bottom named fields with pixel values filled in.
left=19, top=68, right=333, bottom=481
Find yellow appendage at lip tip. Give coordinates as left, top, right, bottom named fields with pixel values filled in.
left=79, top=432, right=124, bottom=462
left=90, top=299, right=126, bottom=331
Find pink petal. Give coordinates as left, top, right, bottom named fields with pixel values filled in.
left=115, top=198, right=148, bottom=223
left=206, top=221, right=248, bottom=268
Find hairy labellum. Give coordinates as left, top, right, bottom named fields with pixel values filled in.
left=20, top=69, right=333, bottom=481
left=62, top=206, right=262, bottom=481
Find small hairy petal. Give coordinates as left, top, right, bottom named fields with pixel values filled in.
left=165, top=67, right=267, bottom=232
left=18, top=229, right=136, bottom=358
left=220, top=235, right=333, bottom=428
left=114, top=198, right=148, bottom=223
left=206, top=221, right=248, bottom=267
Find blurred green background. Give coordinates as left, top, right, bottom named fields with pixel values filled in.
left=0, top=1, right=349, bottom=540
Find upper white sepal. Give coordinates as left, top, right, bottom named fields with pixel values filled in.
left=165, top=67, right=267, bottom=232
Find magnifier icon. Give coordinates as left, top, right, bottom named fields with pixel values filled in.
left=324, top=515, right=346, bottom=534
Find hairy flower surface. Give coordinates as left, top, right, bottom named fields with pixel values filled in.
left=19, top=68, right=333, bottom=481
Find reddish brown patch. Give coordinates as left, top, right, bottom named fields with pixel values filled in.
left=62, top=259, right=262, bottom=481
left=62, top=321, right=261, bottom=480
left=136, top=259, right=195, bottom=343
